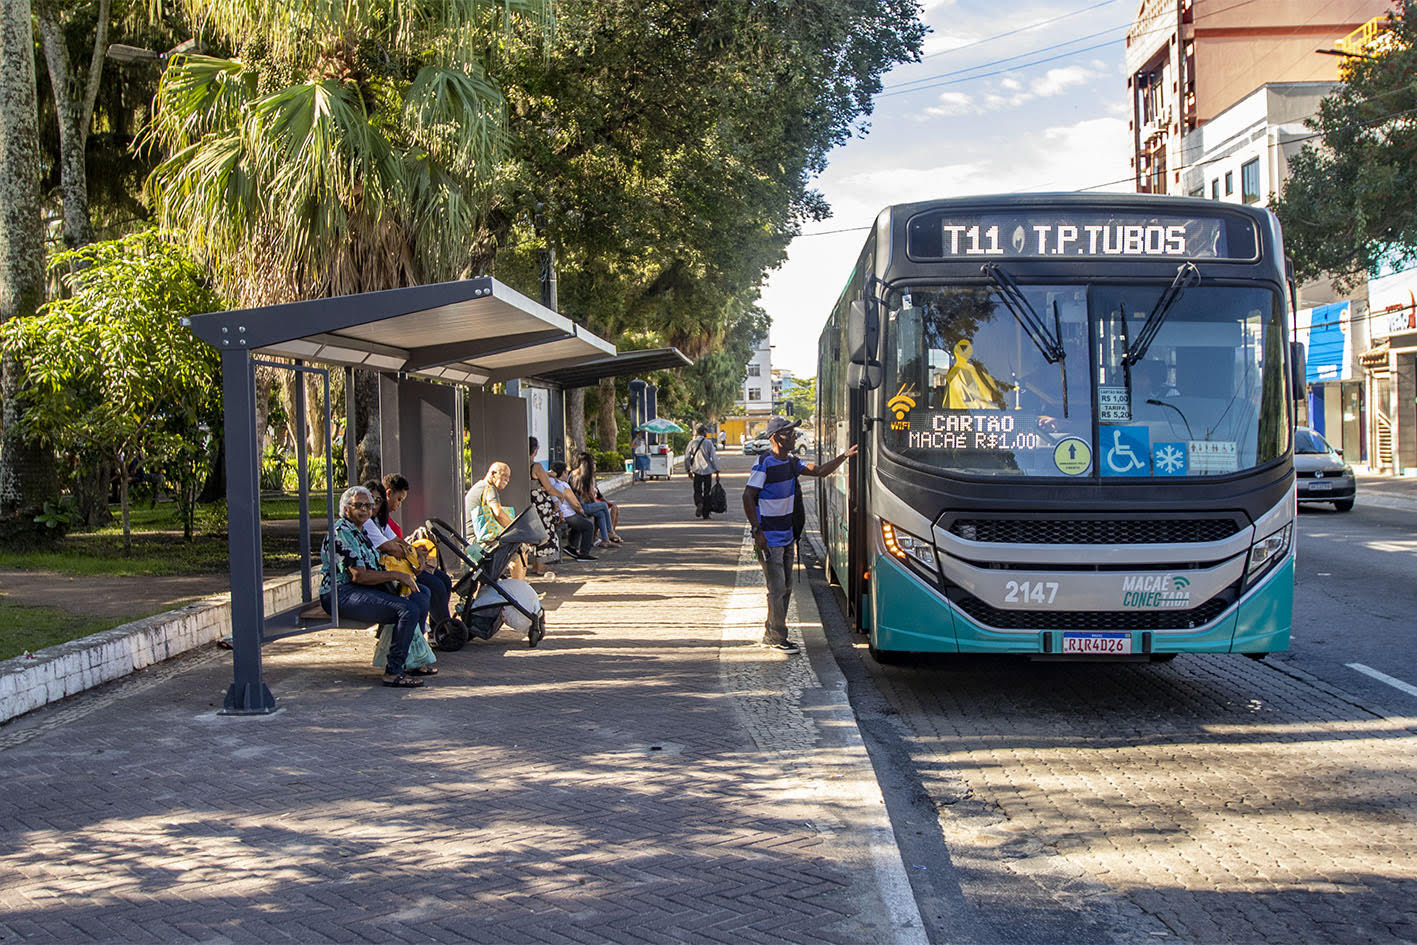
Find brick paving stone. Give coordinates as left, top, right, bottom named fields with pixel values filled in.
left=0, top=464, right=917, bottom=944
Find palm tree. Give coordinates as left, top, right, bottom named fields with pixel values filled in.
left=145, top=0, right=551, bottom=306
left=1, top=0, right=57, bottom=533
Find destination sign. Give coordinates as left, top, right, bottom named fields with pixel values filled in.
left=907, top=209, right=1256, bottom=261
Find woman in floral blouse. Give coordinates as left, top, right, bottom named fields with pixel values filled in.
left=320, top=485, right=432, bottom=688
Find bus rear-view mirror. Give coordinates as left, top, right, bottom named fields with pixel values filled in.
left=847, top=298, right=882, bottom=390
left=1289, top=341, right=1306, bottom=401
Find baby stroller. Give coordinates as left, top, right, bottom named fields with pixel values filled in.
left=424, top=509, right=547, bottom=651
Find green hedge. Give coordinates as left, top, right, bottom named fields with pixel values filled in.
left=593, top=449, right=626, bottom=474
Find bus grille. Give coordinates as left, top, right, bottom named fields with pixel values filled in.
left=947, top=517, right=1241, bottom=545
left=951, top=593, right=1233, bottom=631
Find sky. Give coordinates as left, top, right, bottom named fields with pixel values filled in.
left=761, top=0, right=1137, bottom=378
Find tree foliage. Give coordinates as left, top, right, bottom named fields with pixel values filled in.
left=144, top=0, right=551, bottom=305
left=1274, top=1, right=1417, bottom=289
left=0, top=233, right=223, bottom=546
left=490, top=0, right=924, bottom=421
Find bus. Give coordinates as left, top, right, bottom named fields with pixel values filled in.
left=816, top=194, right=1301, bottom=662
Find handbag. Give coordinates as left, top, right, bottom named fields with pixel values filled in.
left=372, top=621, right=437, bottom=670
left=709, top=475, right=727, bottom=514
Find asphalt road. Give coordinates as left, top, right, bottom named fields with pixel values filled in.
left=804, top=496, right=1417, bottom=945
left=1274, top=497, right=1417, bottom=712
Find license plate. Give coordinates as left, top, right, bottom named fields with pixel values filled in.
left=1307, top=481, right=1332, bottom=492
left=1061, top=632, right=1132, bottom=655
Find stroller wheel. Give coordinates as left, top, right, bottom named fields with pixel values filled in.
left=432, top=617, right=469, bottom=651
left=527, top=613, right=546, bottom=649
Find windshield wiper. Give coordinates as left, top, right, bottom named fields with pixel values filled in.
left=1122, top=262, right=1201, bottom=367
left=981, top=263, right=1065, bottom=363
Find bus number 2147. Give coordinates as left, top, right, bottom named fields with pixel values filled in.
left=1003, top=580, right=1060, bottom=605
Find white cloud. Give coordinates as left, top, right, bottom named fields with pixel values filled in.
left=762, top=116, right=1133, bottom=376
left=1029, top=65, right=1100, bottom=98
left=1000, top=77, right=1023, bottom=91
left=923, top=91, right=976, bottom=117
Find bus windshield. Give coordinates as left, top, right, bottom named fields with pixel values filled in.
left=883, top=282, right=1289, bottom=478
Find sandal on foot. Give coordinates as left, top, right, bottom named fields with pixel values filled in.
left=382, top=674, right=424, bottom=688
left=405, top=666, right=438, bottom=676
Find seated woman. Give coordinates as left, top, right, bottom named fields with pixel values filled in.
left=568, top=452, right=621, bottom=547
left=527, top=437, right=573, bottom=576
left=379, top=473, right=453, bottom=636
left=320, top=485, right=432, bottom=688
left=548, top=460, right=597, bottom=560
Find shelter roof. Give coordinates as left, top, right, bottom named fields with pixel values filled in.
left=183, top=277, right=614, bottom=385
left=527, top=347, right=693, bottom=389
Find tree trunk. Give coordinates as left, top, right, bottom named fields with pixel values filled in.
left=0, top=0, right=54, bottom=535
left=72, top=452, right=111, bottom=527
left=598, top=376, right=618, bottom=453
left=305, top=371, right=327, bottom=453
left=353, top=368, right=380, bottom=483
left=567, top=386, right=586, bottom=458
left=36, top=0, right=108, bottom=250
left=254, top=364, right=276, bottom=460
left=116, top=449, right=131, bottom=554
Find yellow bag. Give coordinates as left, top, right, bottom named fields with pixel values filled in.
left=410, top=536, right=438, bottom=564
left=381, top=549, right=421, bottom=597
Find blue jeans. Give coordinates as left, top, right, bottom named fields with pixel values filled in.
left=582, top=499, right=613, bottom=542
left=323, top=584, right=430, bottom=676
left=417, top=569, right=452, bottom=625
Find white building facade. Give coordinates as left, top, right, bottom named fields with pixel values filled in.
left=721, top=337, right=774, bottom=445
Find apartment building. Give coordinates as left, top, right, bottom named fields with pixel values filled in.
left=1125, top=0, right=1388, bottom=195
left=720, top=337, right=773, bottom=445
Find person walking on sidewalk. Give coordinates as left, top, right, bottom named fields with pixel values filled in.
left=686, top=424, right=721, bottom=519
left=742, top=416, right=857, bottom=653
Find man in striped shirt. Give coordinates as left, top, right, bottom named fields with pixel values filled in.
left=742, top=415, right=857, bottom=654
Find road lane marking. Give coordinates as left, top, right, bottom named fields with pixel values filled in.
left=1346, top=662, right=1417, bottom=700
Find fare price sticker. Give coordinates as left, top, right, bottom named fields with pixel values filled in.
left=1098, top=387, right=1130, bottom=422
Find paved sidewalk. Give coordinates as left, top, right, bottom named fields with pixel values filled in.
left=1355, top=470, right=1417, bottom=511
left=0, top=457, right=924, bottom=944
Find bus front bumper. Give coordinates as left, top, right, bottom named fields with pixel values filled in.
left=869, top=553, right=1292, bottom=656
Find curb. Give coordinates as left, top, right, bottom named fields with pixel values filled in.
left=1355, top=493, right=1417, bottom=513
left=792, top=568, right=931, bottom=945
left=728, top=524, right=929, bottom=945
left=0, top=572, right=302, bottom=725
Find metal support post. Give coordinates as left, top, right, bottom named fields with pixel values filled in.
left=344, top=366, right=357, bottom=487
left=294, top=361, right=311, bottom=602
left=221, top=349, right=276, bottom=714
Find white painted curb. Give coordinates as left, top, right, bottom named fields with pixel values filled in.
left=0, top=571, right=303, bottom=724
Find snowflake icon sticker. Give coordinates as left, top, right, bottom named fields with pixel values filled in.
left=1152, top=442, right=1188, bottom=477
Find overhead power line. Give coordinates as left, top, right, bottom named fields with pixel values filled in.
left=917, top=0, right=1117, bottom=62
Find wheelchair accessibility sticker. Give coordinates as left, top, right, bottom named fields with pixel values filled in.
left=1101, top=425, right=1151, bottom=476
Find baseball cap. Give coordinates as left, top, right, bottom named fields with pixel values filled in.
left=764, top=415, right=801, bottom=438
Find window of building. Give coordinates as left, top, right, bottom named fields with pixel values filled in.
left=1241, top=158, right=1260, bottom=204
left=747, top=363, right=760, bottom=377
left=1210, top=179, right=1219, bottom=200
left=1224, top=171, right=1233, bottom=196
left=747, top=388, right=762, bottom=401
left=1189, top=186, right=1204, bottom=198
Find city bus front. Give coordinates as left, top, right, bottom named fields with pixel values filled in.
left=859, top=199, right=1295, bottom=659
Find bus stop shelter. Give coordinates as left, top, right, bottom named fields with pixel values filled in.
left=185, top=277, right=619, bottom=714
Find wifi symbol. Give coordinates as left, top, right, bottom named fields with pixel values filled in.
left=1173, top=576, right=1191, bottom=589
left=887, top=393, right=916, bottom=421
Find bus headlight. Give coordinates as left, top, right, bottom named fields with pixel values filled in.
left=881, top=519, right=938, bottom=575
left=1247, top=523, right=1291, bottom=580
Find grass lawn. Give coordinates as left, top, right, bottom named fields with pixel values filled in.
left=0, top=596, right=125, bottom=661
left=0, top=494, right=324, bottom=577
